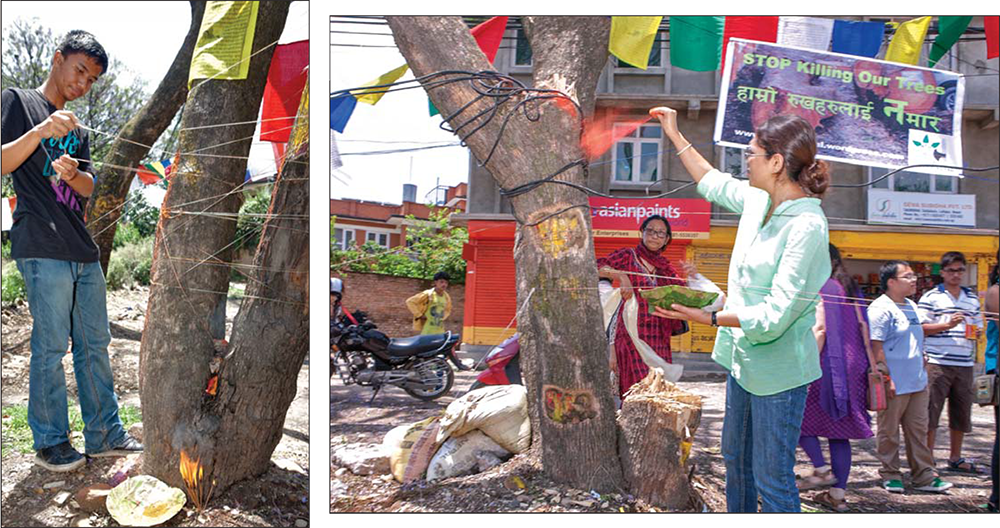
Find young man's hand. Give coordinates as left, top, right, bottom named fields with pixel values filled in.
left=945, top=312, right=964, bottom=329
left=51, top=154, right=79, bottom=181
left=33, top=110, right=79, bottom=139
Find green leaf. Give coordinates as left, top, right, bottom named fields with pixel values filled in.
left=923, top=135, right=929, bottom=143
left=931, top=142, right=940, bottom=148
left=913, top=141, right=921, bottom=147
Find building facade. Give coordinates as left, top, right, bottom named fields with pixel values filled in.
left=454, top=17, right=1000, bottom=365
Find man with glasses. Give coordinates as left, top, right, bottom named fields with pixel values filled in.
left=868, top=260, right=953, bottom=493
left=919, top=251, right=985, bottom=474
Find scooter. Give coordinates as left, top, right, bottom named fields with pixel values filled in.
left=468, top=333, right=521, bottom=393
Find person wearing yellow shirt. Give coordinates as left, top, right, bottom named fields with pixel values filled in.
left=406, top=272, right=452, bottom=335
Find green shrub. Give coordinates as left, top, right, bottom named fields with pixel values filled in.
left=120, top=190, right=160, bottom=238
left=112, top=222, right=143, bottom=249
left=1, top=263, right=25, bottom=304
left=234, top=187, right=272, bottom=252
left=107, top=238, right=153, bottom=290
left=1, top=239, right=10, bottom=261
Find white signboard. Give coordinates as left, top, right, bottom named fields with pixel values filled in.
left=868, top=189, right=976, bottom=228
left=1, top=197, right=12, bottom=232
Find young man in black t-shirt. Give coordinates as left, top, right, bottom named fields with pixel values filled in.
left=1, top=30, right=141, bottom=472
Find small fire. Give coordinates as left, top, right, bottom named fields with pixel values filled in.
left=179, top=450, right=216, bottom=512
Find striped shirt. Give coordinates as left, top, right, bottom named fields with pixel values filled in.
left=918, top=284, right=984, bottom=367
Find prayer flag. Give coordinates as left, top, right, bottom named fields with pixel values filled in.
left=722, top=16, right=779, bottom=68
left=776, top=16, right=834, bottom=51
left=885, top=16, right=931, bottom=65
left=430, top=16, right=510, bottom=116
left=188, top=1, right=260, bottom=88
left=136, top=166, right=162, bottom=186
left=330, top=94, right=357, bottom=133
left=609, top=16, right=662, bottom=70
left=830, top=19, right=885, bottom=57
left=928, top=17, right=972, bottom=67
left=330, top=130, right=343, bottom=172
left=470, top=16, right=509, bottom=63
left=353, top=64, right=409, bottom=105
left=1, top=196, right=13, bottom=232
left=261, top=40, right=309, bottom=143
left=669, top=16, right=724, bottom=72
left=986, top=16, right=999, bottom=59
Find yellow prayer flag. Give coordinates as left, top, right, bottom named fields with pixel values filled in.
left=609, top=16, right=662, bottom=70
left=352, top=64, right=410, bottom=105
left=885, top=16, right=931, bottom=65
left=188, top=1, right=260, bottom=88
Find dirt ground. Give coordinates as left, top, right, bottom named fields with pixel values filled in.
left=331, top=370, right=997, bottom=513
left=1, top=286, right=310, bottom=527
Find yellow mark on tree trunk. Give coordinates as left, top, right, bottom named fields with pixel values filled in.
left=535, top=215, right=579, bottom=257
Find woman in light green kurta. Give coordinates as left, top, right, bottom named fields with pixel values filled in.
left=649, top=107, right=831, bottom=512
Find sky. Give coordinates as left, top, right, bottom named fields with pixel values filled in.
left=329, top=17, right=470, bottom=206
left=1, top=1, right=309, bottom=205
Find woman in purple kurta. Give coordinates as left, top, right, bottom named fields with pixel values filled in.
left=798, top=244, right=873, bottom=511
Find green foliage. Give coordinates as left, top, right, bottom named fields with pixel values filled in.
left=331, top=207, right=468, bottom=284
left=106, top=237, right=153, bottom=290
left=1, top=18, right=150, bottom=164
left=120, top=190, right=159, bottom=239
left=234, top=187, right=272, bottom=252
left=1, top=239, right=10, bottom=261
left=112, top=222, right=143, bottom=250
left=2, top=403, right=142, bottom=456
left=1, top=262, right=26, bottom=304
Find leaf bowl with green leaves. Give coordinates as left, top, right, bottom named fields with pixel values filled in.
left=639, top=285, right=720, bottom=313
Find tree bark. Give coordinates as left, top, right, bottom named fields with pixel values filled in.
left=138, top=1, right=291, bottom=493
left=617, top=370, right=703, bottom=509
left=386, top=16, right=624, bottom=492
left=85, top=1, right=206, bottom=275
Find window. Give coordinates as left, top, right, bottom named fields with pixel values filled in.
left=869, top=167, right=956, bottom=194
left=512, top=29, right=532, bottom=67
left=614, top=31, right=664, bottom=69
left=366, top=231, right=390, bottom=249
left=612, top=124, right=662, bottom=184
left=332, top=228, right=356, bottom=250
left=721, top=147, right=746, bottom=178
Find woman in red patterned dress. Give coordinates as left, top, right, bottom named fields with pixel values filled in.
left=597, top=215, right=686, bottom=398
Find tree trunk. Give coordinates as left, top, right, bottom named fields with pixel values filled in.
left=210, top=83, right=309, bottom=490
left=387, top=16, right=625, bottom=492
left=138, top=0, right=290, bottom=493
left=85, top=1, right=206, bottom=275
left=617, top=370, right=703, bottom=509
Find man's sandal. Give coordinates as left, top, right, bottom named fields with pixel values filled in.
left=946, top=458, right=982, bottom=474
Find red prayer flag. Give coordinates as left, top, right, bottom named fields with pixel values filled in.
left=261, top=40, right=309, bottom=143
left=272, top=142, right=287, bottom=176
left=470, top=16, right=509, bottom=64
left=986, top=16, right=999, bottom=60
left=136, top=166, right=161, bottom=186
left=722, top=16, right=779, bottom=69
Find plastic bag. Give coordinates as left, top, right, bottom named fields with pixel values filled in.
left=686, top=272, right=726, bottom=312
left=426, top=430, right=511, bottom=481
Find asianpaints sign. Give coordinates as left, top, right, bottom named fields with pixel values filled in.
left=589, top=197, right=711, bottom=239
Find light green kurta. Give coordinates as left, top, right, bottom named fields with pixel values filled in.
left=698, top=169, right=831, bottom=396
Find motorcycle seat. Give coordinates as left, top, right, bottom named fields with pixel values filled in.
left=387, top=333, right=449, bottom=357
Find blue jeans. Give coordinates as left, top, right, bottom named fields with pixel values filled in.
left=16, top=258, right=126, bottom=453
left=721, top=374, right=808, bottom=512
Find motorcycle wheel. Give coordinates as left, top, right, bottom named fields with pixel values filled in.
left=403, top=358, right=454, bottom=401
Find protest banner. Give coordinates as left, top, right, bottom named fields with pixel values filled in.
left=715, top=38, right=965, bottom=176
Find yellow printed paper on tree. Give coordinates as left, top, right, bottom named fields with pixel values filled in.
left=188, top=1, right=261, bottom=88
left=609, top=16, right=662, bottom=70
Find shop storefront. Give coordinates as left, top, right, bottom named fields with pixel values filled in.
left=458, top=214, right=998, bottom=363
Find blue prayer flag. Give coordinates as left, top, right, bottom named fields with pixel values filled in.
left=831, top=20, right=884, bottom=58
left=330, top=94, right=358, bottom=133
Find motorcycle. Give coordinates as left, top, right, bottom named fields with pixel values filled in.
left=332, top=312, right=468, bottom=402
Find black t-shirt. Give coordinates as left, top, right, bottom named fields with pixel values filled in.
left=1, top=87, right=98, bottom=262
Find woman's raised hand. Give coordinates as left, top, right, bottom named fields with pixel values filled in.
left=649, top=107, right=679, bottom=139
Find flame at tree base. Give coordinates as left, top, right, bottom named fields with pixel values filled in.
left=179, top=450, right=216, bottom=512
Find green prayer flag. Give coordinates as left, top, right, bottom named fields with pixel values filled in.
left=670, top=16, right=725, bottom=72
left=928, top=16, right=972, bottom=67
left=429, top=98, right=439, bottom=117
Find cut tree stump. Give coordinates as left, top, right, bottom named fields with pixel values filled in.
left=617, top=369, right=703, bottom=510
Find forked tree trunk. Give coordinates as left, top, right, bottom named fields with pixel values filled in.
left=386, top=16, right=625, bottom=492
left=86, top=1, right=206, bottom=275
left=138, top=1, right=291, bottom=492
